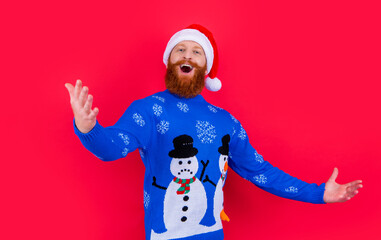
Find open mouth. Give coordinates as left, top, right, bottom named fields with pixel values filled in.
left=180, top=64, right=193, bottom=73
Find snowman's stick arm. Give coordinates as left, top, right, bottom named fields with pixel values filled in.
left=203, top=175, right=216, bottom=187
left=152, top=176, right=167, bottom=190
left=199, top=159, right=209, bottom=182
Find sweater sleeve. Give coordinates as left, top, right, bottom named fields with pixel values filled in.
left=228, top=116, right=326, bottom=204
left=74, top=100, right=152, bottom=161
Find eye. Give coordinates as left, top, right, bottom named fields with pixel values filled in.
left=178, top=48, right=184, bottom=52
left=194, top=50, right=200, bottom=54
left=187, top=160, right=191, bottom=164
left=224, top=157, right=227, bottom=161
left=179, top=161, right=183, bottom=165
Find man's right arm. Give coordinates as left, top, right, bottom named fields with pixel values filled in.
left=65, top=80, right=151, bottom=161
left=73, top=119, right=140, bottom=161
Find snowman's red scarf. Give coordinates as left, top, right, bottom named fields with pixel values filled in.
left=221, top=173, right=226, bottom=182
left=173, top=176, right=196, bottom=195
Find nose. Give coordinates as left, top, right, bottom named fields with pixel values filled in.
left=224, top=162, right=228, bottom=172
left=183, top=50, right=192, bottom=60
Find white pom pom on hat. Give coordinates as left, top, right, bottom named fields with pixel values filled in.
left=163, top=24, right=222, bottom=92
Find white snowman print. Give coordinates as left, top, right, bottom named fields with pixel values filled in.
left=163, top=155, right=207, bottom=231
left=213, top=134, right=231, bottom=226
left=151, top=135, right=220, bottom=240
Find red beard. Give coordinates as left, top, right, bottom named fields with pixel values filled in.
left=165, top=59, right=207, bottom=98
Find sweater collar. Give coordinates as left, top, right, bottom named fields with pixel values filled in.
left=163, top=89, right=205, bottom=102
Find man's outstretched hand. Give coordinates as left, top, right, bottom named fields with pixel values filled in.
left=323, top=168, right=363, bottom=203
left=65, top=79, right=99, bottom=133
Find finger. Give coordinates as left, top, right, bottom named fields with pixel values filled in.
left=346, top=183, right=362, bottom=197
left=349, top=190, right=359, bottom=198
left=78, top=86, right=89, bottom=107
left=83, top=94, right=93, bottom=114
left=328, top=167, right=339, bottom=182
left=346, top=183, right=359, bottom=192
left=352, top=183, right=363, bottom=191
left=346, top=180, right=362, bottom=186
left=88, top=107, right=99, bottom=120
left=346, top=185, right=357, bottom=194
left=346, top=181, right=363, bottom=190
left=345, top=189, right=358, bottom=199
left=74, top=79, right=82, bottom=99
left=64, top=83, right=75, bottom=98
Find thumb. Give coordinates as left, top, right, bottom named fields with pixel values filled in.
left=328, top=167, right=339, bottom=182
left=65, top=83, right=74, bottom=97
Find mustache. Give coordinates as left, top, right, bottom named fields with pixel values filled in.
left=172, top=59, right=203, bottom=69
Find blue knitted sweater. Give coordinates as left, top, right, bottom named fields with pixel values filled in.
left=74, top=90, right=326, bottom=240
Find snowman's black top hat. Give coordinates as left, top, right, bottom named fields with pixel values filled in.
left=218, top=134, right=230, bottom=155
left=169, top=135, right=198, bottom=158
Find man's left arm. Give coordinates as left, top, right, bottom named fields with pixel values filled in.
left=228, top=120, right=362, bottom=204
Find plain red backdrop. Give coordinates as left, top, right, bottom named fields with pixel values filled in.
left=1, top=0, right=380, bottom=239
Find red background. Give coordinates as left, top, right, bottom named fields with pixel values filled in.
left=1, top=0, right=380, bottom=239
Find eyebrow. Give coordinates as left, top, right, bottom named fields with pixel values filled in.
left=175, top=44, right=186, bottom=48
left=175, top=44, right=203, bottom=50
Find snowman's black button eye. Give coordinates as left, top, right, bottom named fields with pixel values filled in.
left=179, top=161, right=183, bottom=165
left=187, top=160, right=191, bottom=164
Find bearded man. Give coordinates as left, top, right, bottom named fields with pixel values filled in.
left=65, top=24, right=362, bottom=240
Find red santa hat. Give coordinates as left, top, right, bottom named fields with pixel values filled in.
left=163, top=24, right=221, bottom=92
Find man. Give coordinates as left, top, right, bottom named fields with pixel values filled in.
left=65, top=24, right=363, bottom=240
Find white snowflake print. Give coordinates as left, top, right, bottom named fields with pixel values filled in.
left=139, top=147, right=145, bottom=159
left=238, top=125, right=247, bottom=140
left=144, top=191, right=150, bottom=209
left=118, top=133, right=130, bottom=146
left=254, top=174, right=267, bottom=184
left=232, top=127, right=236, bottom=136
left=122, top=148, right=129, bottom=157
left=214, top=105, right=224, bottom=111
left=152, top=104, right=163, bottom=117
left=228, top=152, right=233, bottom=160
left=254, top=151, right=264, bottom=163
left=133, top=113, right=145, bottom=127
left=157, top=120, right=169, bottom=134
left=177, top=102, right=189, bottom=113
left=152, top=95, right=165, bottom=103
left=285, top=186, right=298, bottom=193
left=208, top=105, right=217, bottom=113
left=230, top=114, right=239, bottom=123
left=94, top=154, right=103, bottom=160
left=196, top=121, right=217, bottom=144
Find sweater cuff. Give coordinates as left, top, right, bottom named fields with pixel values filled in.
left=312, top=182, right=326, bottom=204
left=73, top=119, right=104, bottom=143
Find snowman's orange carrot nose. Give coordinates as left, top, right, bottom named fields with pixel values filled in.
left=220, top=209, right=230, bottom=222
left=224, top=162, right=228, bottom=172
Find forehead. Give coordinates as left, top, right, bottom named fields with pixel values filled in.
left=174, top=40, right=204, bottom=51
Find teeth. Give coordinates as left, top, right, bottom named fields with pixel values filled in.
left=181, top=64, right=193, bottom=69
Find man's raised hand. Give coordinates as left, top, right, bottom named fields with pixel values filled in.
left=323, top=168, right=363, bottom=203
left=65, top=79, right=99, bottom=133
